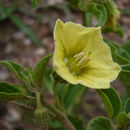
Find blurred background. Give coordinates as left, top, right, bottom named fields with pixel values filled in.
left=0, top=0, right=130, bottom=130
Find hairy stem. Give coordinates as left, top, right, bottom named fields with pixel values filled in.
left=82, top=12, right=88, bottom=26
left=73, top=87, right=88, bottom=114
left=53, top=81, right=64, bottom=112
left=41, top=99, right=76, bottom=130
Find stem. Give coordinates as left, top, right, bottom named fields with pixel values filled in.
left=53, top=81, right=64, bottom=112
left=36, top=92, right=41, bottom=108
left=41, top=99, right=76, bottom=130
left=73, top=87, right=88, bottom=114
left=82, top=12, right=88, bottom=26
left=61, top=84, right=69, bottom=113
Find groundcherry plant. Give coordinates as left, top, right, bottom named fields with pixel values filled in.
left=0, top=0, right=130, bottom=130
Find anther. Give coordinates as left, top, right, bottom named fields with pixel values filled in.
left=78, top=56, right=87, bottom=66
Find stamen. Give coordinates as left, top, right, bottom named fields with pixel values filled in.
left=64, top=51, right=91, bottom=76
left=78, top=56, right=87, bottom=66
left=74, top=52, right=84, bottom=61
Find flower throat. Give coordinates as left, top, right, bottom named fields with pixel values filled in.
left=64, top=51, right=91, bottom=76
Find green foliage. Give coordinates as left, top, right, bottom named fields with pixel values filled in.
left=13, top=99, right=36, bottom=110
left=1, top=0, right=130, bottom=129
left=32, top=53, right=53, bottom=88
left=86, top=3, right=107, bottom=26
left=66, top=0, right=81, bottom=10
left=124, top=98, right=130, bottom=114
left=85, top=12, right=93, bottom=26
left=123, top=41, right=130, bottom=55
left=43, top=69, right=53, bottom=91
left=96, top=4, right=107, bottom=26
left=0, top=5, right=16, bottom=20
left=103, top=24, right=124, bottom=37
left=32, top=0, right=40, bottom=8
left=97, top=87, right=121, bottom=118
left=66, top=0, right=122, bottom=36
left=0, top=82, right=29, bottom=102
left=63, top=84, right=85, bottom=110
left=87, top=116, right=114, bottom=130
left=9, top=15, right=42, bottom=47
left=68, top=115, right=85, bottom=130
left=0, top=60, right=34, bottom=91
left=104, top=39, right=130, bottom=96
left=0, top=3, right=42, bottom=46
left=117, top=112, right=130, bottom=126
left=116, top=98, right=130, bottom=128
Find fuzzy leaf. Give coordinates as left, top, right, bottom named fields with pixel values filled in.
left=0, top=60, right=25, bottom=80
left=103, top=24, right=124, bottom=37
left=123, top=41, right=130, bottom=55
left=0, top=82, right=21, bottom=93
left=32, top=53, right=53, bottom=88
left=0, top=82, right=28, bottom=102
left=63, top=84, right=85, bottom=110
left=0, top=60, right=34, bottom=90
left=104, top=39, right=130, bottom=96
left=116, top=112, right=130, bottom=126
left=43, top=69, right=53, bottom=91
left=97, top=87, right=121, bottom=118
left=124, top=98, right=130, bottom=114
left=97, top=89, right=113, bottom=118
left=96, top=4, right=107, bottom=26
left=68, top=115, right=85, bottom=130
left=87, top=116, right=114, bottom=130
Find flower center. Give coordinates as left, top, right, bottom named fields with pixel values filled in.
left=64, top=51, right=91, bottom=76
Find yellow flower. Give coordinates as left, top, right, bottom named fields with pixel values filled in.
left=53, top=19, right=121, bottom=89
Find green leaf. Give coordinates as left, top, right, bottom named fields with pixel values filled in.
left=104, top=39, right=130, bottom=64
left=124, top=98, right=130, bottom=114
left=123, top=41, right=130, bottom=55
left=87, top=116, right=114, bottom=130
left=0, top=82, right=28, bottom=102
left=0, top=5, right=16, bottom=20
left=0, top=93, right=28, bottom=102
left=117, top=112, right=130, bottom=126
left=0, top=82, right=21, bottom=93
left=32, top=53, right=53, bottom=88
left=9, top=15, right=42, bottom=47
left=119, top=72, right=130, bottom=97
left=43, top=69, right=53, bottom=91
left=32, top=0, right=40, bottom=8
left=86, top=12, right=93, bottom=26
left=0, top=60, right=25, bottom=80
left=68, top=115, right=85, bottom=130
left=121, top=64, right=130, bottom=72
left=103, top=24, right=124, bottom=37
left=12, top=99, right=36, bottom=110
left=97, top=87, right=121, bottom=118
left=66, top=0, right=80, bottom=9
left=97, top=89, right=113, bottom=118
left=121, top=92, right=129, bottom=111
left=104, top=39, right=130, bottom=96
left=96, top=4, right=107, bottom=26
left=0, top=60, right=34, bottom=90
left=87, top=3, right=101, bottom=18
left=63, top=84, right=85, bottom=111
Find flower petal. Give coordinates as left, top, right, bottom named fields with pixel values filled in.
left=53, top=19, right=78, bottom=84
left=54, top=19, right=102, bottom=57
left=79, top=40, right=121, bottom=89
